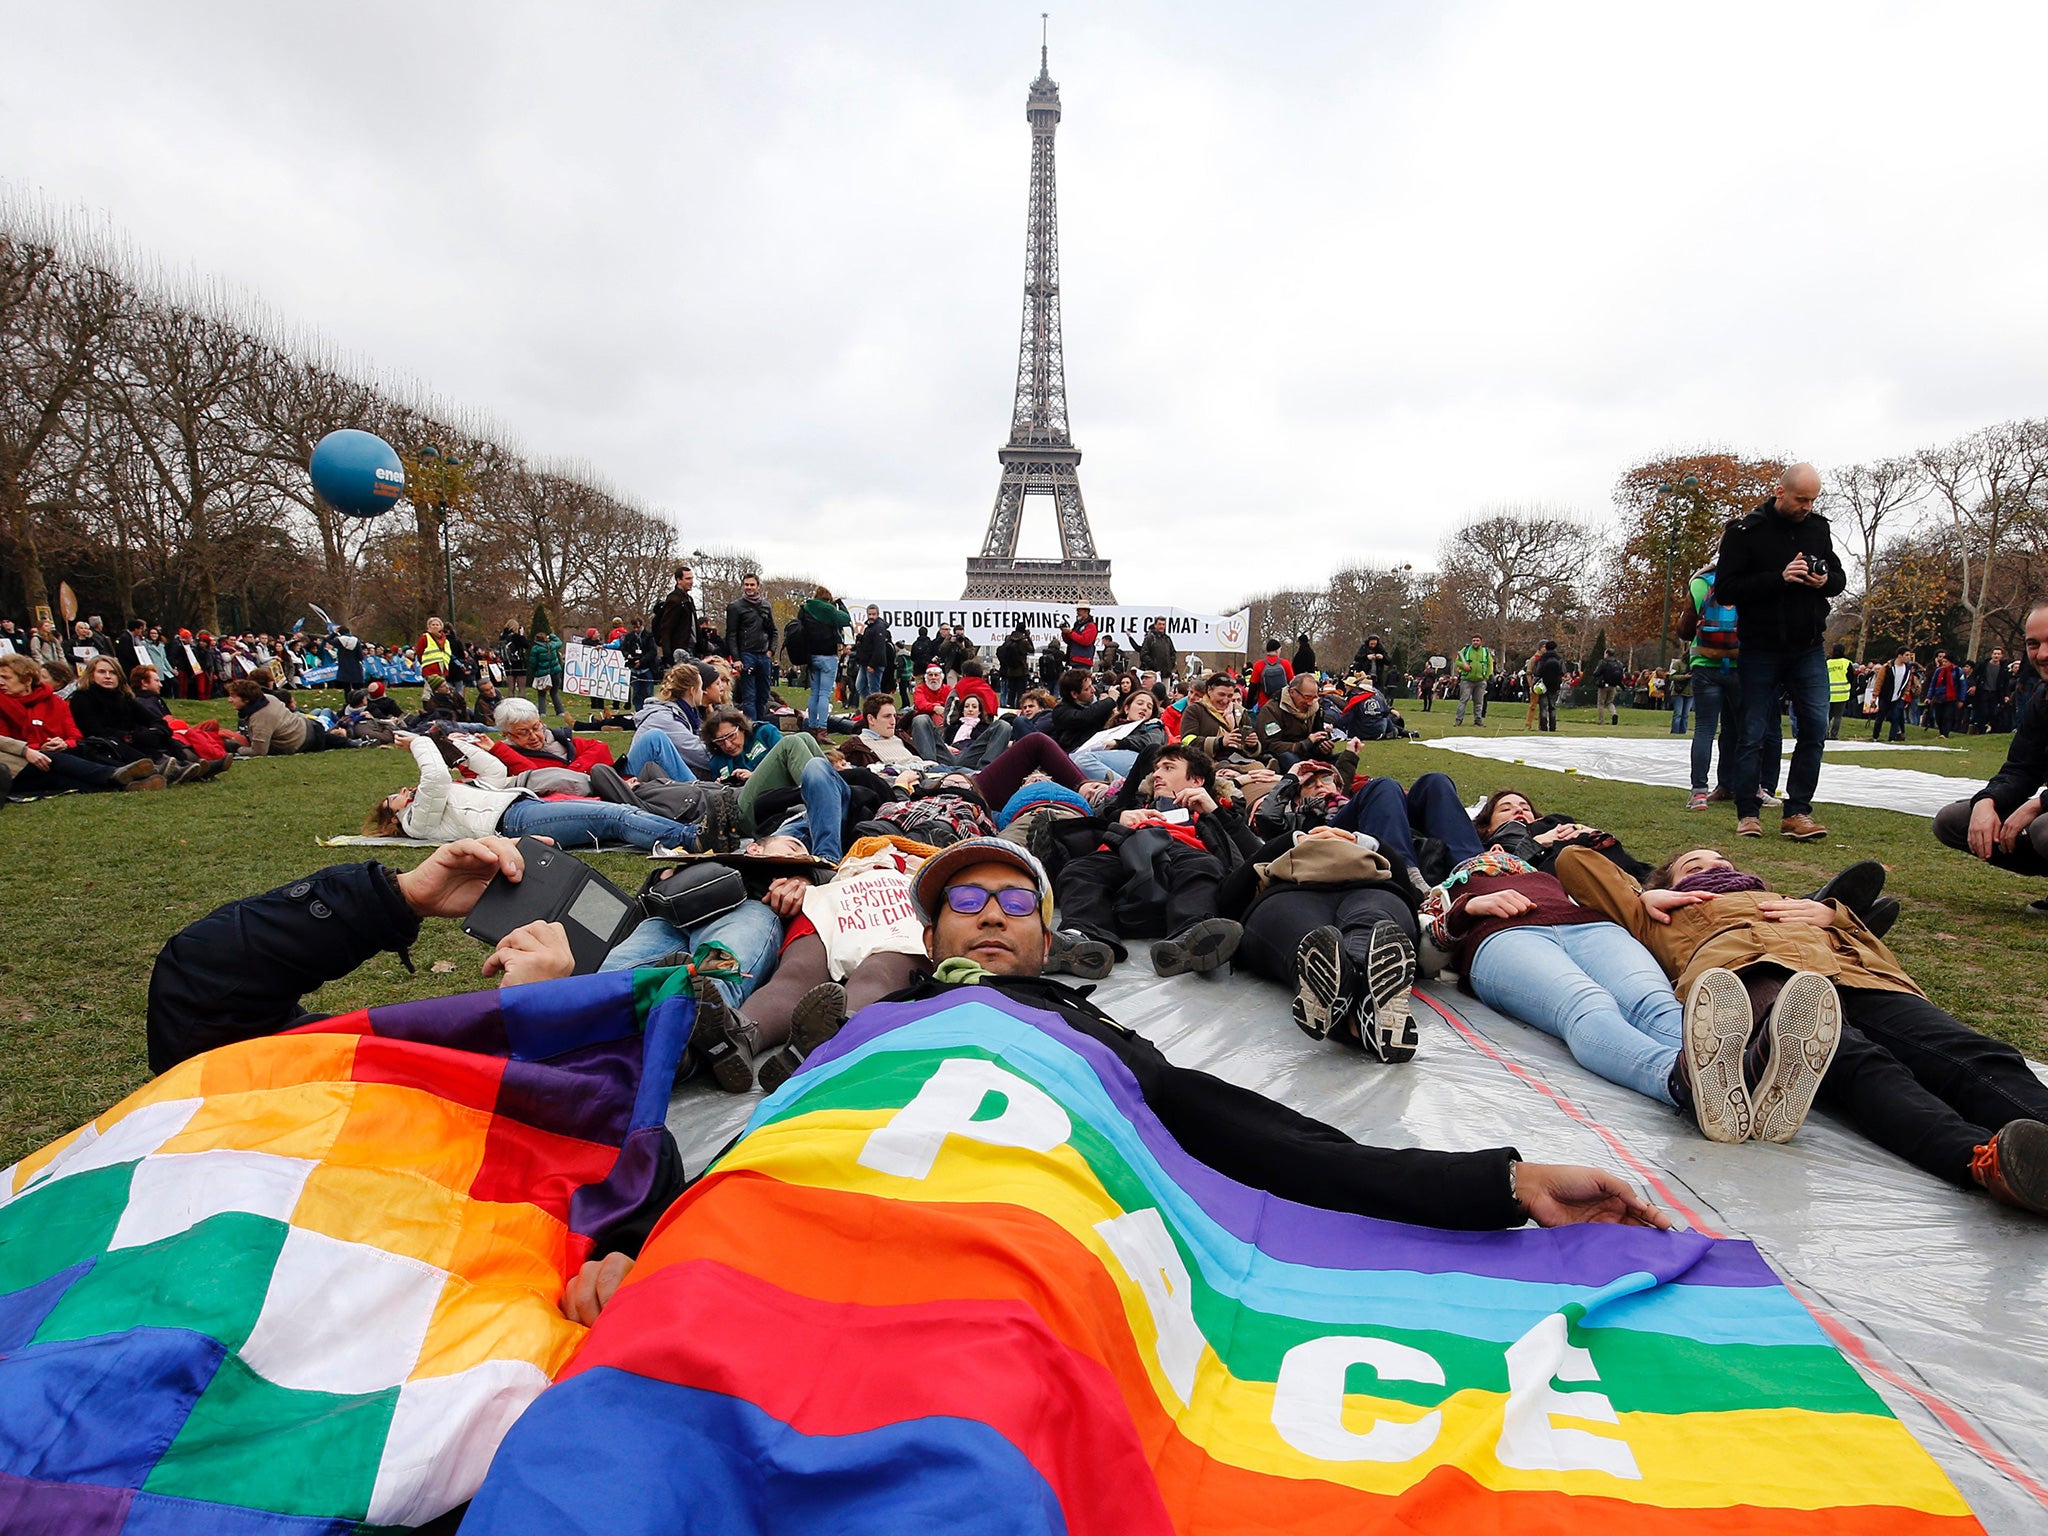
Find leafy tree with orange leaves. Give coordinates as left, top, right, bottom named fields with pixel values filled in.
left=1602, top=450, right=1789, bottom=652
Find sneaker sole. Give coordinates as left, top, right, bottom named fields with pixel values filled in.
left=1780, top=826, right=1829, bottom=842
left=1361, top=922, right=1418, bottom=1064
left=1049, top=933, right=1116, bottom=981
left=1991, top=1120, right=2048, bottom=1212
left=1752, top=971, right=1841, bottom=1143
left=1155, top=920, right=1240, bottom=977
left=1685, top=968, right=1754, bottom=1143
left=1291, top=927, right=1353, bottom=1041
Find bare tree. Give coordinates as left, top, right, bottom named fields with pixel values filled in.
left=1917, top=422, right=2048, bottom=661
left=1828, top=456, right=1924, bottom=661
left=1437, top=508, right=1591, bottom=662
left=0, top=219, right=126, bottom=618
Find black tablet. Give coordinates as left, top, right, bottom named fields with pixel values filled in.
left=461, top=838, right=640, bottom=975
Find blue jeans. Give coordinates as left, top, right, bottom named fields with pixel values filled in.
left=1669, top=693, right=1691, bottom=733
left=1071, top=746, right=1137, bottom=782
left=1330, top=772, right=1483, bottom=870
left=500, top=797, right=696, bottom=852
left=600, top=898, right=782, bottom=1020
left=773, top=755, right=850, bottom=862
left=806, top=656, right=838, bottom=730
left=857, top=664, right=887, bottom=700
left=625, top=726, right=698, bottom=782
left=1688, top=666, right=1737, bottom=792
left=1730, top=645, right=1828, bottom=818
left=1467, top=922, right=1681, bottom=1104
left=739, top=651, right=775, bottom=722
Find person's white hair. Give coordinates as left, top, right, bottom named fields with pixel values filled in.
left=494, top=696, right=541, bottom=727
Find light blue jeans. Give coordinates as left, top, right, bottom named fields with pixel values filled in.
left=807, top=656, right=838, bottom=730
left=499, top=797, right=696, bottom=852
left=769, top=756, right=850, bottom=863
left=626, top=725, right=698, bottom=782
left=1669, top=693, right=1691, bottom=734
left=1071, top=745, right=1137, bottom=782
left=599, top=897, right=782, bottom=1012
left=1466, top=922, right=1681, bottom=1104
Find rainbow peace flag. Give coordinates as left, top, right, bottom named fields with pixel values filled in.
left=470, top=985, right=1982, bottom=1536
left=0, top=968, right=695, bottom=1534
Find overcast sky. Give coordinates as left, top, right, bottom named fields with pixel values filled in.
left=8, top=2, right=2048, bottom=610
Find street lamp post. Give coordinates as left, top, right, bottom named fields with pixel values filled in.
left=1655, top=475, right=1700, bottom=674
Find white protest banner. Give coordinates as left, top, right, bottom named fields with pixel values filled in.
left=844, top=601, right=1252, bottom=654
left=563, top=641, right=632, bottom=703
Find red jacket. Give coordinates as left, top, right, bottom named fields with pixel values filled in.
left=488, top=734, right=615, bottom=777
left=954, top=675, right=1000, bottom=719
left=1062, top=621, right=1098, bottom=667
left=0, top=684, right=81, bottom=747
left=913, top=680, right=954, bottom=719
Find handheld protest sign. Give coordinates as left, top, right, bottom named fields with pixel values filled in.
left=58, top=583, right=78, bottom=623
left=309, top=429, right=406, bottom=517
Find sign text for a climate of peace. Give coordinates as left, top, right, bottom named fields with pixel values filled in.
left=845, top=602, right=1252, bottom=653
left=563, top=642, right=632, bottom=703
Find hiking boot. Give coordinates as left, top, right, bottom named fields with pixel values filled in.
left=1751, top=971, right=1842, bottom=1143
left=1357, top=921, right=1418, bottom=1064
left=756, top=982, right=849, bottom=1095
left=1970, top=1120, right=2048, bottom=1214
left=123, top=771, right=168, bottom=791
left=690, top=977, right=755, bottom=1094
left=1780, top=813, right=1827, bottom=842
left=587, top=761, right=636, bottom=805
left=1290, top=926, right=1354, bottom=1041
left=112, top=758, right=158, bottom=788
left=199, top=756, right=230, bottom=779
left=701, top=793, right=742, bottom=855
left=1864, top=896, right=1901, bottom=939
left=1047, top=928, right=1116, bottom=981
left=1809, top=859, right=1885, bottom=915
left=1151, top=918, right=1241, bottom=977
left=1687, top=790, right=1710, bottom=811
left=1735, top=816, right=1763, bottom=838
left=1706, top=787, right=1733, bottom=803
left=1680, top=967, right=1754, bottom=1143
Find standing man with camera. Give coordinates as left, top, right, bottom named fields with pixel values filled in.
left=1714, top=463, right=1844, bottom=841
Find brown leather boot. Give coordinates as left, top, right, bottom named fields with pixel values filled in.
left=1735, top=816, right=1763, bottom=837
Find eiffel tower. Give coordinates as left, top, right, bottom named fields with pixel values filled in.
left=962, top=28, right=1115, bottom=603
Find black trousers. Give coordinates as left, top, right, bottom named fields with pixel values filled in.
left=1238, top=887, right=1416, bottom=988
left=1931, top=796, right=2048, bottom=879
left=1056, top=835, right=1223, bottom=954
left=1822, top=987, right=2048, bottom=1186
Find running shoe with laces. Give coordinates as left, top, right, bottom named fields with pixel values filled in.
left=1749, top=970, right=1842, bottom=1142
left=1681, top=967, right=1754, bottom=1143
left=1356, top=921, right=1418, bottom=1064
left=1290, top=927, right=1354, bottom=1041
left=1686, top=790, right=1710, bottom=811
left=1047, top=927, right=1116, bottom=981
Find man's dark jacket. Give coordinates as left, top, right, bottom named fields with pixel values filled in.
left=724, top=595, right=776, bottom=657
left=651, top=587, right=698, bottom=660
left=1974, top=687, right=2048, bottom=817
left=1714, top=499, right=1847, bottom=651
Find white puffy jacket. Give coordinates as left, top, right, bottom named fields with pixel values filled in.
left=397, top=736, right=532, bottom=842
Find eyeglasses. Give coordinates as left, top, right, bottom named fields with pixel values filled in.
left=944, top=884, right=1040, bottom=917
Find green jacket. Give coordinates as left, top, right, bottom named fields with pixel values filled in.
left=1454, top=644, right=1494, bottom=682
left=527, top=636, right=564, bottom=678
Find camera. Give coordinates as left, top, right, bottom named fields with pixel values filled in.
left=1806, top=555, right=1829, bottom=579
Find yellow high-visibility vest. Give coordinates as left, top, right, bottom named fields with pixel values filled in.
left=1827, top=656, right=1851, bottom=703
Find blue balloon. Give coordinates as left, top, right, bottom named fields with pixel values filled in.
left=309, top=429, right=406, bottom=518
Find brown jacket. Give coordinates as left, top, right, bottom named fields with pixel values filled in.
left=240, top=694, right=310, bottom=756
left=1179, top=698, right=1257, bottom=760
left=1553, top=846, right=1920, bottom=999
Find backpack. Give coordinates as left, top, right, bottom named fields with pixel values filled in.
left=783, top=617, right=812, bottom=666
left=1689, top=571, right=1739, bottom=661
left=1259, top=660, right=1288, bottom=701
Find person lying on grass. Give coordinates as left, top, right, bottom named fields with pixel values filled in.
left=1555, top=844, right=2048, bottom=1216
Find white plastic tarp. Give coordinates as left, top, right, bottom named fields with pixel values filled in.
left=1420, top=733, right=1982, bottom=817
left=667, top=958, right=2048, bottom=1533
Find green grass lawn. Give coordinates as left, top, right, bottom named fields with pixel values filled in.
left=1, top=688, right=2039, bottom=1167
